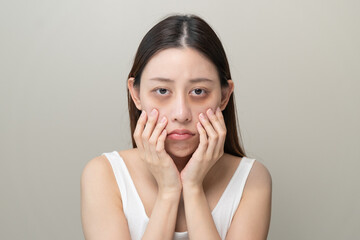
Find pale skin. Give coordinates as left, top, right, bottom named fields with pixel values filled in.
left=81, top=47, right=272, bottom=239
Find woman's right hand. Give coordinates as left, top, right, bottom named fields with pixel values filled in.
left=133, top=108, right=182, bottom=196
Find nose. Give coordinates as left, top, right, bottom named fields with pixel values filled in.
left=170, top=93, right=192, bottom=123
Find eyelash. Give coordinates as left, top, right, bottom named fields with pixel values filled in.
left=153, top=88, right=208, bottom=97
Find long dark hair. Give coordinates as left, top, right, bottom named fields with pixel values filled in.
left=127, top=14, right=246, bottom=158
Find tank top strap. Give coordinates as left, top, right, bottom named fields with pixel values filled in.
left=211, top=157, right=256, bottom=238
left=102, top=151, right=149, bottom=239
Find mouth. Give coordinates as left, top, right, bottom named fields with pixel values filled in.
left=167, top=133, right=194, bottom=140
left=167, top=129, right=195, bottom=141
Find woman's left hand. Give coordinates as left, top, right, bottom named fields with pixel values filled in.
left=180, top=107, right=227, bottom=188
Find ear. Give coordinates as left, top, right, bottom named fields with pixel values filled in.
left=127, top=77, right=142, bottom=110
left=219, top=79, right=234, bottom=111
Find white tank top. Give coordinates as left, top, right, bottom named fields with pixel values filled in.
left=102, top=150, right=255, bottom=240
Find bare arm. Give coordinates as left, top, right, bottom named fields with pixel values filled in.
left=81, top=156, right=131, bottom=240
left=225, top=161, right=272, bottom=240
left=142, top=191, right=181, bottom=240
left=81, top=156, right=182, bottom=240
left=183, top=184, right=221, bottom=240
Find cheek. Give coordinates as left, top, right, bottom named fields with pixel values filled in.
left=140, top=93, right=167, bottom=112
left=142, top=106, right=171, bottom=124
left=194, top=93, right=222, bottom=114
left=193, top=104, right=219, bottom=117
left=140, top=95, right=220, bottom=122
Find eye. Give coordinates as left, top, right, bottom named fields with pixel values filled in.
left=190, top=88, right=207, bottom=96
left=154, top=88, right=169, bottom=95
left=153, top=88, right=207, bottom=97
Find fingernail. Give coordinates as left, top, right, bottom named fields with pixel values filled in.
left=199, top=113, right=205, bottom=119
left=151, top=109, right=157, bottom=116
left=207, top=108, right=214, bottom=116
left=217, top=107, right=221, bottom=113
left=161, top=116, right=166, bottom=123
left=140, top=110, right=145, bottom=118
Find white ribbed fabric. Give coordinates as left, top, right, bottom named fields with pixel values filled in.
left=102, top=151, right=255, bottom=240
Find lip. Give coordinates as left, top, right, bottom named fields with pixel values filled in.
left=167, top=129, right=195, bottom=140
left=168, top=129, right=195, bottom=135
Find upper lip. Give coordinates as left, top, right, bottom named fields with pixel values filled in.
left=168, top=129, right=195, bottom=135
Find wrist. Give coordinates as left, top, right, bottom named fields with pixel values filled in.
left=158, top=188, right=182, bottom=201
left=182, top=182, right=203, bottom=195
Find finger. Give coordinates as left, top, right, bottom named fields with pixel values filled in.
left=154, top=129, right=174, bottom=169
left=206, top=108, right=227, bottom=156
left=215, top=107, right=226, bottom=129
left=199, top=112, right=218, bottom=155
left=196, top=121, right=208, bottom=155
left=149, top=117, right=167, bottom=161
left=214, top=107, right=227, bottom=156
left=206, top=108, right=226, bottom=137
left=133, top=110, right=147, bottom=151
left=142, top=109, right=159, bottom=153
left=149, top=116, right=167, bottom=152
left=155, top=129, right=168, bottom=159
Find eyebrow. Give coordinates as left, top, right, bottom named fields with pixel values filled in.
left=149, top=77, right=214, bottom=83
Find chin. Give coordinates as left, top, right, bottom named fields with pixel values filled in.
left=165, top=139, right=198, bottom=158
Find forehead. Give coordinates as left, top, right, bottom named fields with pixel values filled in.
left=141, top=47, right=219, bottom=84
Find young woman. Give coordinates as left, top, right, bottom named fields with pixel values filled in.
left=81, top=14, right=272, bottom=240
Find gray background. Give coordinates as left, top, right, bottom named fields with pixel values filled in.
left=1, top=0, right=359, bottom=239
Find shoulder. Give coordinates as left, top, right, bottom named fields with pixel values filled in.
left=244, top=159, right=272, bottom=194
left=221, top=154, right=272, bottom=193
left=81, top=154, right=113, bottom=183
left=81, top=154, right=122, bottom=202
left=81, top=148, right=137, bottom=176
left=80, top=149, right=140, bottom=194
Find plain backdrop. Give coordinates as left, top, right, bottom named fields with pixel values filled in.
left=1, top=0, right=359, bottom=239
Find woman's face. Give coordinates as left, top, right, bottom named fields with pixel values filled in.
left=133, top=47, right=229, bottom=158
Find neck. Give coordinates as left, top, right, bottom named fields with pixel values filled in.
left=169, top=153, right=192, bottom=172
